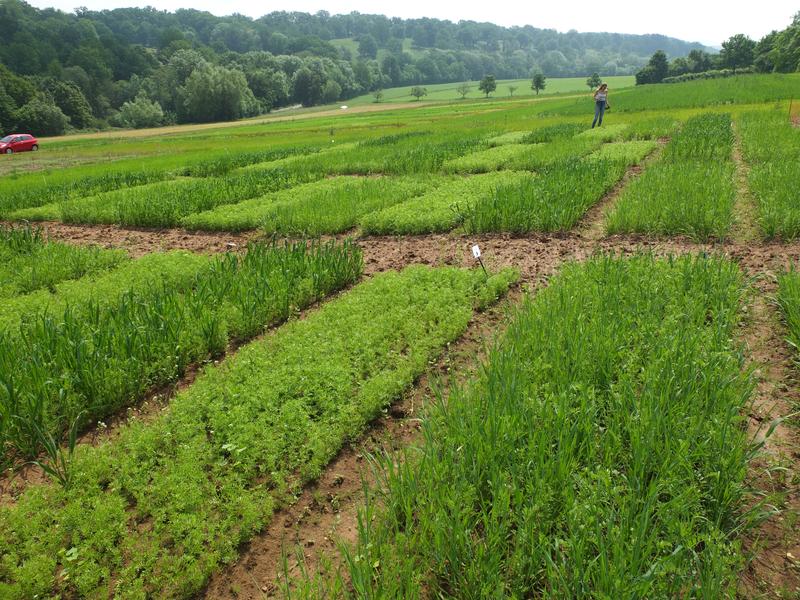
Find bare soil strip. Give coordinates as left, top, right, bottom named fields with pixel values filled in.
left=21, top=220, right=261, bottom=257
left=730, top=124, right=762, bottom=244
left=738, top=284, right=800, bottom=598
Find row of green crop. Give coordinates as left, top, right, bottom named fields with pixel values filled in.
left=11, top=168, right=313, bottom=228
left=738, top=110, right=800, bottom=240
left=186, top=138, right=648, bottom=237
left=183, top=175, right=442, bottom=233
left=4, top=116, right=672, bottom=233
left=0, top=251, right=208, bottom=334
left=461, top=158, right=628, bottom=234
left=0, top=143, right=317, bottom=216
left=360, top=171, right=530, bottom=235
left=0, top=265, right=517, bottom=599
left=606, top=113, right=736, bottom=240
left=0, top=241, right=362, bottom=469
left=442, top=143, right=535, bottom=174
left=0, top=225, right=127, bottom=299
left=5, top=133, right=486, bottom=229
left=241, top=131, right=485, bottom=177
left=335, top=254, right=754, bottom=597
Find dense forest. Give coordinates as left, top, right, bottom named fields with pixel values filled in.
left=0, top=0, right=794, bottom=136
left=635, top=15, right=800, bottom=84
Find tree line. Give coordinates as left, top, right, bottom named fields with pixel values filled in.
left=0, top=0, right=715, bottom=136
left=636, top=15, right=800, bottom=84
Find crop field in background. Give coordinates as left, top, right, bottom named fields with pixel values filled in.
left=343, top=74, right=637, bottom=105
left=0, top=74, right=799, bottom=599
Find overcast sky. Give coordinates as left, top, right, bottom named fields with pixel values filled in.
left=27, top=0, right=798, bottom=47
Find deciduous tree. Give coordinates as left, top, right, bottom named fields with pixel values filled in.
left=478, top=74, right=496, bottom=98
left=586, top=72, right=602, bottom=89
left=531, top=73, right=546, bottom=95
left=410, top=86, right=428, bottom=101
left=720, top=34, right=756, bottom=72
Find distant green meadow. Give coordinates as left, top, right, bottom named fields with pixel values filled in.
left=344, top=75, right=636, bottom=105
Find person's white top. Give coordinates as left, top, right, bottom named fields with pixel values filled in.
left=595, top=91, right=607, bottom=102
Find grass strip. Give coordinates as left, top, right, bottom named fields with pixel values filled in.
left=506, top=136, right=602, bottom=170
left=10, top=170, right=309, bottom=228
left=240, top=134, right=483, bottom=178
left=0, top=225, right=127, bottom=298
left=0, top=251, right=210, bottom=335
left=341, top=254, right=753, bottom=598
left=0, top=241, right=362, bottom=467
left=487, top=131, right=529, bottom=147
left=575, top=122, right=629, bottom=142
left=0, top=169, right=172, bottom=216
left=606, top=113, right=736, bottom=240
left=462, top=158, right=627, bottom=233
left=777, top=268, right=800, bottom=359
left=442, top=144, right=534, bottom=174
left=585, top=140, right=658, bottom=166
left=0, top=265, right=518, bottom=599
left=259, top=176, right=440, bottom=236
left=183, top=176, right=435, bottom=232
left=360, top=172, right=532, bottom=235
left=522, top=122, right=585, bottom=143
left=738, top=111, right=800, bottom=240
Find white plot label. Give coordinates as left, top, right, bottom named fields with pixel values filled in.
left=472, top=244, right=481, bottom=259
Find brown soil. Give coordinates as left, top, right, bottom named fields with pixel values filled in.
left=737, top=286, right=800, bottom=599
left=731, top=123, right=762, bottom=244
left=30, top=221, right=262, bottom=258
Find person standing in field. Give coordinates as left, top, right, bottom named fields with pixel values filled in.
left=591, top=83, right=609, bottom=128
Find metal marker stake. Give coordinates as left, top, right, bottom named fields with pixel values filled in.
left=472, top=244, right=487, bottom=276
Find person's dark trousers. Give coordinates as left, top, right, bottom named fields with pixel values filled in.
left=592, top=100, right=606, bottom=128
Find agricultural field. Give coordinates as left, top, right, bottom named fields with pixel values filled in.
left=343, top=74, right=637, bottom=105
left=0, top=73, right=799, bottom=600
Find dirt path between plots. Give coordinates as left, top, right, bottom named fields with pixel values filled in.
left=730, top=124, right=762, bottom=244
left=24, top=221, right=262, bottom=257
left=738, top=285, right=800, bottom=598
left=202, top=290, right=522, bottom=599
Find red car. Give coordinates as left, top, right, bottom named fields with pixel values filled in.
left=0, top=134, right=39, bottom=154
